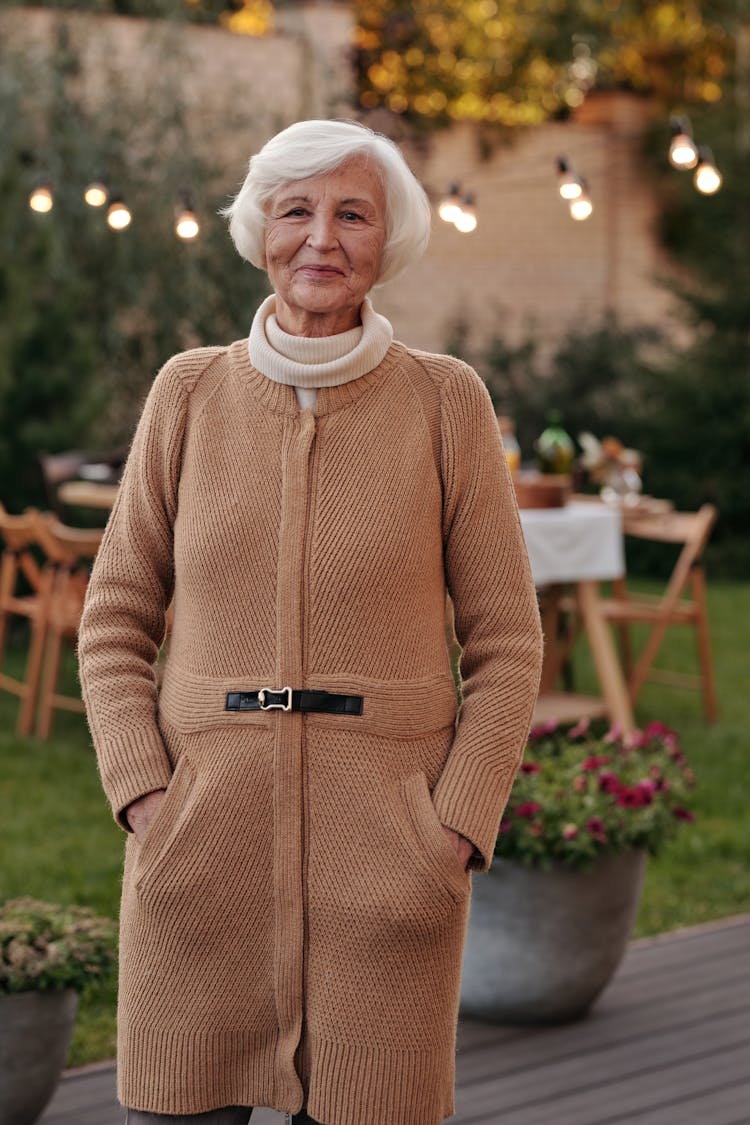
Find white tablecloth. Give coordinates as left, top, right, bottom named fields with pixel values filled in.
left=519, top=502, right=624, bottom=587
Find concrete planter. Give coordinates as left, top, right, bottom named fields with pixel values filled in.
left=0, top=989, right=79, bottom=1125
left=460, top=849, right=646, bottom=1024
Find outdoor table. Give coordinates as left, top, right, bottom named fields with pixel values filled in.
left=57, top=480, right=119, bottom=510
left=519, top=501, right=635, bottom=733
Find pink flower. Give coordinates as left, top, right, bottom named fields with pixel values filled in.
left=562, top=823, right=579, bottom=840
left=672, top=806, right=695, bottom=822
left=598, top=770, right=622, bottom=795
left=582, top=754, right=611, bottom=772
left=514, top=801, right=543, bottom=819
left=529, top=719, right=558, bottom=741
left=520, top=762, right=541, bottom=774
left=586, top=817, right=607, bottom=843
left=498, top=819, right=512, bottom=835
left=568, top=718, right=590, bottom=740
left=603, top=722, right=623, bottom=744
left=617, top=786, right=645, bottom=808
left=643, top=720, right=677, bottom=739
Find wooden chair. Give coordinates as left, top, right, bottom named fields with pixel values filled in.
left=0, top=503, right=53, bottom=735
left=599, top=504, right=718, bottom=721
left=31, top=513, right=103, bottom=740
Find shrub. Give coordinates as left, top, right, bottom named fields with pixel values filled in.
left=497, top=720, right=695, bottom=871
left=0, top=897, right=117, bottom=994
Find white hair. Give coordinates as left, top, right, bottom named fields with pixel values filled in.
left=220, top=119, right=432, bottom=286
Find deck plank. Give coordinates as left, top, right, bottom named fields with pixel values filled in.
left=40, top=915, right=750, bottom=1125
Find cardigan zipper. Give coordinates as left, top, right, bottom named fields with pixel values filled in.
left=299, top=415, right=319, bottom=1102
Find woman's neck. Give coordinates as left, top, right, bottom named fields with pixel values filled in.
left=272, top=296, right=361, bottom=338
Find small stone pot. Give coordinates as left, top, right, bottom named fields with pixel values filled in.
left=459, top=849, right=646, bottom=1024
left=0, top=989, right=79, bottom=1125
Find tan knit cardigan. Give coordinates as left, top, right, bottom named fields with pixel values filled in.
left=77, top=338, right=543, bottom=1125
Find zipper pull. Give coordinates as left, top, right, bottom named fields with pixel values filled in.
left=285, top=1114, right=292, bottom=1124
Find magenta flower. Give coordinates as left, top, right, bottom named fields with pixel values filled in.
left=520, top=762, right=541, bottom=775
left=586, top=817, right=607, bottom=843
left=672, top=806, right=695, bottom=822
left=598, top=770, right=622, bottom=795
left=562, top=823, right=579, bottom=840
left=514, top=801, right=542, bottom=819
left=498, top=818, right=512, bottom=835
left=529, top=719, right=558, bottom=741
left=583, top=754, right=611, bottom=772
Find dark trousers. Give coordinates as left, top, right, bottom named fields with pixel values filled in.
left=125, top=1107, right=318, bottom=1123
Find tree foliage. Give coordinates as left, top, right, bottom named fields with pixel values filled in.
left=353, top=1, right=732, bottom=129
left=0, top=23, right=267, bottom=514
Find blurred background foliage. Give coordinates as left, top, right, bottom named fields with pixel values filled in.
left=0, top=23, right=267, bottom=515
left=0, top=2, right=748, bottom=574
left=1, top=1, right=735, bottom=127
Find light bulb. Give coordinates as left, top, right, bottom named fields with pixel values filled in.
left=438, top=183, right=462, bottom=224
left=669, top=134, right=699, bottom=169
left=694, top=149, right=722, bottom=195
left=176, top=210, right=200, bottom=240
left=453, top=197, right=478, bottom=233
left=84, top=181, right=108, bottom=207
left=29, top=183, right=54, bottom=213
left=668, top=118, right=699, bottom=169
left=557, top=158, right=583, bottom=200
left=107, top=198, right=132, bottom=230
left=570, top=194, right=593, bottom=221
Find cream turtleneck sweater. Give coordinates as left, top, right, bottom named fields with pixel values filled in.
left=248, top=293, right=394, bottom=411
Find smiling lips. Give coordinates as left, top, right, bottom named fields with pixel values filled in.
left=297, top=264, right=344, bottom=277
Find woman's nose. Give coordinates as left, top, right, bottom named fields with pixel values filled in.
left=306, top=213, right=339, bottom=251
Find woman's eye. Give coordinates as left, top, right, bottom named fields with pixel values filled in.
left=341, top=211, right=365, bottom=222
left=286, top=208, right=308, bottom=217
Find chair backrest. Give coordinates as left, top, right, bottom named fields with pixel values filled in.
left=0, top=502, right=44, bottom=594
left=32, top=512, right=103, bottom=569
left=623, top=503, right=717, bottom=614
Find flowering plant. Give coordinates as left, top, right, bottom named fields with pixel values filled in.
left=0, top=898, right=116, bottom=994
left=496, top=720, right=695, bottom=871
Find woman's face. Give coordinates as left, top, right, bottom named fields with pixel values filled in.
left=263, top=156, right=388, bottom=335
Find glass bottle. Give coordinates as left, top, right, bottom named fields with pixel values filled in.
left=534, top=411, right=575, bottom=476
left=497, top=415, right=521, bottom=475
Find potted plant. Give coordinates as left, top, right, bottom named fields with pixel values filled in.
left=0, top=898, right=116, bottom=1125
left=460, top=719, right=695, bottom=1024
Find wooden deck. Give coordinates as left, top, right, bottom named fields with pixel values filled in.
left=41, top=914, right=750, bottom=1125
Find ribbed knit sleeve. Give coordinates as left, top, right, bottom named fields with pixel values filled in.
left=78, top=356, right=192, bottom=832
left=431, top=362, right=543, bottom=873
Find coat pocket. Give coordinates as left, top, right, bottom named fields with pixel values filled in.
left=398, top=771, right=471, bottom=906
left=133, top=754, right=196, bottom=896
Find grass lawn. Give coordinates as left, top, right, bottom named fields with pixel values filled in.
left=1, top=580, right=749, bottom=1066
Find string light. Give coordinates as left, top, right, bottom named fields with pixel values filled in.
left=106, top=196, right=132, bottom=230
left=175, top=193, right=200, bottom=240
left=555, top=158, right=593, bottom=221
left=84, top=180, right=108, bottom=207
left=693, top=147, right=722, bottom=195
left=569, top=184, right=594, bottom=221
left=438, top=183, right=463, bottom=223
left=29, top=182, right=54, bottom=213
left=668, top=117, right=699, bottom=170
left=557, top=156, right=583, bottom=200
left=453, top=193, right=478, bottom=233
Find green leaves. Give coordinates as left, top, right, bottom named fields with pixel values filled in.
left=0, top=897, right=116, bottom=994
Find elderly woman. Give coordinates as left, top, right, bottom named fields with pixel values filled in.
left=78, top=119, right=543, bottom=1125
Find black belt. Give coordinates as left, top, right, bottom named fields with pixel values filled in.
left=225, top=687, right=363, bottom=715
